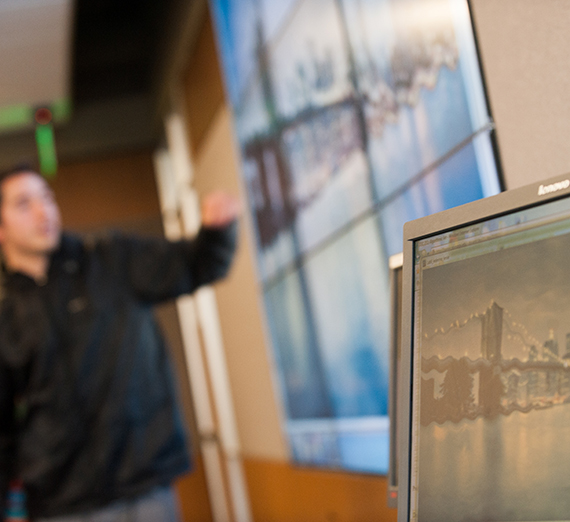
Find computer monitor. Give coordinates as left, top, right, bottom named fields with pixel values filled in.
left=398, top=172, right=570, bottom=522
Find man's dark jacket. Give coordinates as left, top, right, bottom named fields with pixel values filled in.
left=0, top=223, right=237, bottom=518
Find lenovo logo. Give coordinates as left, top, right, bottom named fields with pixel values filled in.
left=537, top=179, right=570, bottom=196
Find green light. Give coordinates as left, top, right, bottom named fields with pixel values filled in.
left=50, top=98, right=72, bottom=122
left=35, top=124, right=58, bottom=178
left=0, top=105, right=34, bottom=131
left=0, top=98, right=72, bottom=132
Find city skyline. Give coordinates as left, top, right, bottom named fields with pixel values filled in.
left=420, top=230, right=570, bottom=361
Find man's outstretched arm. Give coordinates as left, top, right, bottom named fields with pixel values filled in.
left=110, top=191, right=241, bottom=302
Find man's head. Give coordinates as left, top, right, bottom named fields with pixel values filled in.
left=0, top=166, right=61, bottom=266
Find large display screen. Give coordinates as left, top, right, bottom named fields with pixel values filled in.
left=210, top=0, right=501, bottom=473
left=405, top=179, right=570, bottom=521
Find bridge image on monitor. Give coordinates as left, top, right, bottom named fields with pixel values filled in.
left=420, top=300, right=570, bottom=426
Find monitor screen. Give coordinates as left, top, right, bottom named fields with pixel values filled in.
left=398, top=174, right=570, bottom=522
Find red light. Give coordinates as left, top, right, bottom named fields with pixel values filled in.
left=35, top=107, right=52, bottom=125
left=390, top=492, right=397, bottom=498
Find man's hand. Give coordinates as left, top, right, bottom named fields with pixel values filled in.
left=201, top=191, right=241, bottom=228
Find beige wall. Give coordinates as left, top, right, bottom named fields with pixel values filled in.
left=471, top=0, right=570, bottom=188
left=54, top=151, right=161, bottom=231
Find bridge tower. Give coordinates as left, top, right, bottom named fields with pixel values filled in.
left=544, top=328, right=559, bottom=358
left=481, top=301, right=503, bottom=362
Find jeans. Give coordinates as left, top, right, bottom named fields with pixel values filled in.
left=34, top=486, right=181, bottom=522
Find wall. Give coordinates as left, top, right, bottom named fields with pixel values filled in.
left=470, top=0, right=570, bottom=189
left=54, top=152, right=161, bottom=231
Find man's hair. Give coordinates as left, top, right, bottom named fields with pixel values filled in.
left=0, top=162, right=39, bottom=182
left=0, top=162, right=41, bottom=207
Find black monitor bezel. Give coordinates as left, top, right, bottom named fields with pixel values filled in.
left=396, top=172, right=570, bottom=522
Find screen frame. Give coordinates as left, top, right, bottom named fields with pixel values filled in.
left=396, top=171, right=570, bottom=522
left=387, top=252, right=403, bottom=507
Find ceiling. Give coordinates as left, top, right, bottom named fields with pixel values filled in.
left=0, top=0, right=206, bottom=169
left=0, top=0, right=71, bottom=111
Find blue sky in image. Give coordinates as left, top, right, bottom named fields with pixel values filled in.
left=211, top=0, right=300, bottom=107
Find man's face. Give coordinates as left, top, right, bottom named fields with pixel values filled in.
left=0, top=171, right=61, bottom=258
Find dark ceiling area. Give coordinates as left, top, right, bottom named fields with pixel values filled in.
left=0, top=0, right=203, bottom=170
left=73, top=0, right=173, bottom=104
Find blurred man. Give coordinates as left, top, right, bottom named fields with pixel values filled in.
left=0, top=166, right=240, bottom=521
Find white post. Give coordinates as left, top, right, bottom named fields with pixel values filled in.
left=154, top=110, right=253, bottom=522
left=154, top=149, right=232, bottom=522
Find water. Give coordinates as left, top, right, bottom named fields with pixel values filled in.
left=417, top=404, right=570, bottom=521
